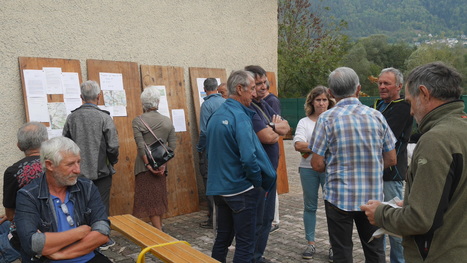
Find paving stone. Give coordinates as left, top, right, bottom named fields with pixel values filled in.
left=104, top=140, right=390, bottom=262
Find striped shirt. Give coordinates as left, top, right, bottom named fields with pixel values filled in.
left=310, top=98, right=396, bottom=211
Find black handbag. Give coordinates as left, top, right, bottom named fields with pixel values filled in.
left=138, top=116, right=175, bottom=169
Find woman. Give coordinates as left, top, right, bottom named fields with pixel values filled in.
left=293, top=86, right=335, bottom=260
left=132, top=86, right=176, bottom=230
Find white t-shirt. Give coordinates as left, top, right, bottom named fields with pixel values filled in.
left=293, top=117, right=316, bottom=169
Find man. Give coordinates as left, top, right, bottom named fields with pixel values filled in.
left=244, top=65, right=289, bottom=263
left=63, top=80, right=119, bottom=215
left=374, top=67, right=413, bottom=263
left=197, top=78, right=225, bottom=229
left=206, top=70, right=276, bottom=263
left=263, top=80, right=281, bottom=115
left=361, top=62, right=467, bottom=262
left=15, top=136, right=111, bottom=262
left=310, top=67, right=397, bottom=263
left=217, top=82, right=229, bottom=99
left=1, top=122, right=48, bottom=262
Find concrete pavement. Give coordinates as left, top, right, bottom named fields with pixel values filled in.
left=102, top=140, right=390, bottom=262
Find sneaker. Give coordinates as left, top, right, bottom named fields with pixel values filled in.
left=100, top=239, right=115, bottom=251
left=328, top=247, right=334, bottom=262
left=302, top=244, right=315, bottom=259
left=270, top=224, right=279, bottom=233
left=199, top=220, right=213, bottom=229
left=258, top=257, right=273, bottom=263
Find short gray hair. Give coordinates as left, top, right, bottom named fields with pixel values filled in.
left=406, top=61, right=463, bottom=101
left=328, top=67, right=360, bottom=99
left=204, top=78, right=218, bottom=92
left=81, top=80, right=101, bottom=102
left=141, top=86, right=161, bottom=111
left=227, top=70, right=254, bottom=95
left=380, top=67, right=404, bottom=87
left=41, top=136, right=80, bottom=170
left=17, top=122, right=48, bottom=152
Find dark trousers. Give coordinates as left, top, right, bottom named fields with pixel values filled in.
left=254, top=184, right=277, bottom=262
left=211, top=188, right=261, bottom=263
left=325, top=201, right=385, bottom=263
left=199, top=151, right=213, bottom=221
left=93, top=175, right=112, bottom=215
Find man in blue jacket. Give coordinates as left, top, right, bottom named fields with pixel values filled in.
left=206, top=70, right=276, bottom=263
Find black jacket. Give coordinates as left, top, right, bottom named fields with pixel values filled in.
left=374, top=97, right=413, bottom=181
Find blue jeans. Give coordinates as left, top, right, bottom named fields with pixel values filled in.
left=0, top=221, right=20, bottom=263
left=383, top=181, right=405, bottom=263
left=254, top=184, right=276, bottom=262
left=212, top=187, right=261, bottom=263
left=299, top=167, right=325, bottom=242
left=325, top=201, right=385, bottom=263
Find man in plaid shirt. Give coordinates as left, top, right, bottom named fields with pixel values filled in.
left=310, top=67, right=397, bottom=263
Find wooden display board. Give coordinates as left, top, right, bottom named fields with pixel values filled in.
left=86, top=59, right=142, bottom=216
left=188, top=67, right=228, bottom=132
left=19, top=57, right=83, bottom=125
left=141, top=65, right=199, bottom=217
left=266, top=72, right=289, bottom=194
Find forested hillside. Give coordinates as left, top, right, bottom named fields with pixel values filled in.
left=322, top=0, right=466, bottom=42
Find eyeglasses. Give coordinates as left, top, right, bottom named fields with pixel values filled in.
left=60, top=203, right=75, bottom=227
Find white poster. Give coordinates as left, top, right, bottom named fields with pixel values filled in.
left=23, top=69, right=47, bottom=97
left=43, top=67, right=63, bottom=94
left=99, top=72, right=124, bottom=90
left=171, top=109, right=187, bottom=132
left=62, top=72, right=81, bottom=98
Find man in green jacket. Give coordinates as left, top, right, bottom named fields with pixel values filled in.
left=361, top=62, right=467, bottom=262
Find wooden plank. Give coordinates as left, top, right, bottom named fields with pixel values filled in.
left=266, top=72, right=289, bottom=194
left=18, top=57, right=82, bottom=125
left=140, top=65, right=199, bottom=217
left=110, top=215, right=218, bottom=263
left=188, top=67, right=227, bottom=133
left=86, top=59, right=142, bottom=216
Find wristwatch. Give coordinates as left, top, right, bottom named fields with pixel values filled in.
left=268, top=122, right=276, bottom=131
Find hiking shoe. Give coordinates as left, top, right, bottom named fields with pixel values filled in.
left=100, top=239, right=115, bottom=251
left=329, top=247, right=334, bottom=262
left=199, top=220, right=213, bottom=229
left=302, top=244, right=315, bottom=259
left=270, top=224, right=279, bottom=233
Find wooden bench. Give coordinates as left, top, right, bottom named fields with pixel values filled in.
left=109, top=214, right=219, bottom=263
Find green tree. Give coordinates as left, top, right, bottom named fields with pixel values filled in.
left=340, top=35, right=416, bottom=96
left=278, top=0, right=349, bottom=97
left=405, top=43, right=467, bottom=94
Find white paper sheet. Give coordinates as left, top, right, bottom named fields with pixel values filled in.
left=171, top=109, right=186, bottom=132
left=23, top=69, right=47, bottom=97
left=43, top=67, right=63, bottom=94
left=62, top=72, right=81, bottom=98
left=27, top=97, right=50, bottom=122
left=99, top=72, right=124, bottom=90
left=64, top=98, right=82, bottom=114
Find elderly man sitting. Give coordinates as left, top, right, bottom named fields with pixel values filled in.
left=15, top=136, right=111, bottom=263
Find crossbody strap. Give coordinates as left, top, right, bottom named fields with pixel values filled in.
left=138, top=116, right=170, bottom=152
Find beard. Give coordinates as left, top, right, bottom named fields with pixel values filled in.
left=52, top=171, right=79, bottom=187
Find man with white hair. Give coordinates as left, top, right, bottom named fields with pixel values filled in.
left=311, top=67, right=396, bottom=262
left=15, top=136, right=111, bottom=263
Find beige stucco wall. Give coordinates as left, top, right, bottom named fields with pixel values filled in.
left=0, top=0, right=277, bottom=214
